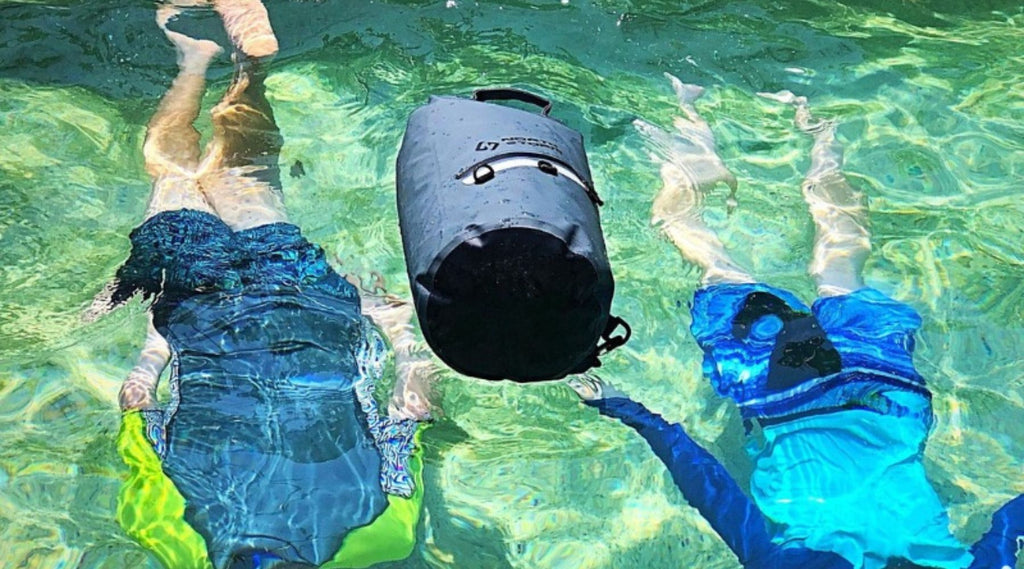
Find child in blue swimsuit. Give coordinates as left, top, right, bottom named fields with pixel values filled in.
left=93, top=4, right=435, bottom=568
left=571, top=75, right=1024, bottom=569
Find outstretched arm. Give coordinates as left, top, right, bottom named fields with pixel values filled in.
left=569, top=376, right=851, bottom=569
left=119, top=317, right=170, bottom=411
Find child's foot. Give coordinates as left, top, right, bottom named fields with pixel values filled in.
left=209, top=67, right=251, bottom=119
left=760, top=90, right=850, bottom=186
left=157, top=6, right=224, bottom=74
left=214, top=0, right=279, bottom=59
left=757, top=90, right=834, bottom=136
left=665, top=72, right=706, bottom=126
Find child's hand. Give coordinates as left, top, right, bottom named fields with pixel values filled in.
left=389, top=358, right=436, bottom=422
left=567, top=373, right=627, bottom=401
left=119, top=369, right=158, bottom=411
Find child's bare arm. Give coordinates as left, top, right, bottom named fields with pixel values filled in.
left=361, top=292, right=438, bottom=422
left=119, top=317, right=170, bottom=411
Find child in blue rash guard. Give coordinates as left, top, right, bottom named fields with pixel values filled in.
left=570, top=74, right=1024, bottom=569
left=91, top=4, right=435, bottom=568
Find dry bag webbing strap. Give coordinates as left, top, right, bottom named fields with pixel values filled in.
left=596, top=316, right=632, bottom=356
left=571, top=315, right=632, bottom=375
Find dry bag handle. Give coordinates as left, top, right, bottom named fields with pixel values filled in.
left=473, top=88, right=552, bottom=116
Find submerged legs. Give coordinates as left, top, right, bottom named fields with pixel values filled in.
left=640, top=76, right=869, bottom=295
left=197, top=57, right=288, bottom=231
left=85, top=7, right=222, bottom=321
left=761, top=91, right=870, bottom=297
left=799, top=108, right=870, bottom=297
left=142, top=1, right=286, bottom=231
left=142, top=6, right=222, bottom=218
left=636, top=73, right=752, bottom=287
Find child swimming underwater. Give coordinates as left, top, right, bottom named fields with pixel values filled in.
left=571, top=75, right=1024, bottom=569
left=93, top=3, right=436, bottom=568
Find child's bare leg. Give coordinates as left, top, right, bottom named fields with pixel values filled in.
left=651, top=161, right=753, bottom=286
left=85, top=9, right=221, bottom=321
left=663, top=73, right=738, bottom=197
left=214, top=0, right=279, bottom=59
left=198, top=49, right=287, bottom=230
left=636, top=74, right=752, bottom=287
left=143, top=6, right=222, bottom=218
left=802, top=119, right=869, bottom=297
left=798, top=103, right=870, bottom=297
left=764, top=92, right=870, bottom=297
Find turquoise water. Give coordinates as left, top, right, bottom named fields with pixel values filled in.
left=1, top=1, right=1022, bottom=567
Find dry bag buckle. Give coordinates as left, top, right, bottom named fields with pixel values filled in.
left=595, top=315, right=631, bottom=357
left=472, top=164, right=495, bottom=184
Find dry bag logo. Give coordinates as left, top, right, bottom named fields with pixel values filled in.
left=475, top=137, right=562, bottom=154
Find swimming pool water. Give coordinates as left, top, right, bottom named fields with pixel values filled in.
left=1, top=1, right=1022, bottom=567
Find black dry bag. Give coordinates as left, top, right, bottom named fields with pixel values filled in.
left=395, top=88, right=629, bottom=382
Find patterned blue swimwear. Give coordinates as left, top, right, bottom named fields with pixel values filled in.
left=688, top=283, right=971, bottom=569
left=113, top=209, right=417, bottom=569
left=587, top=283, right=1024, bottom=569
